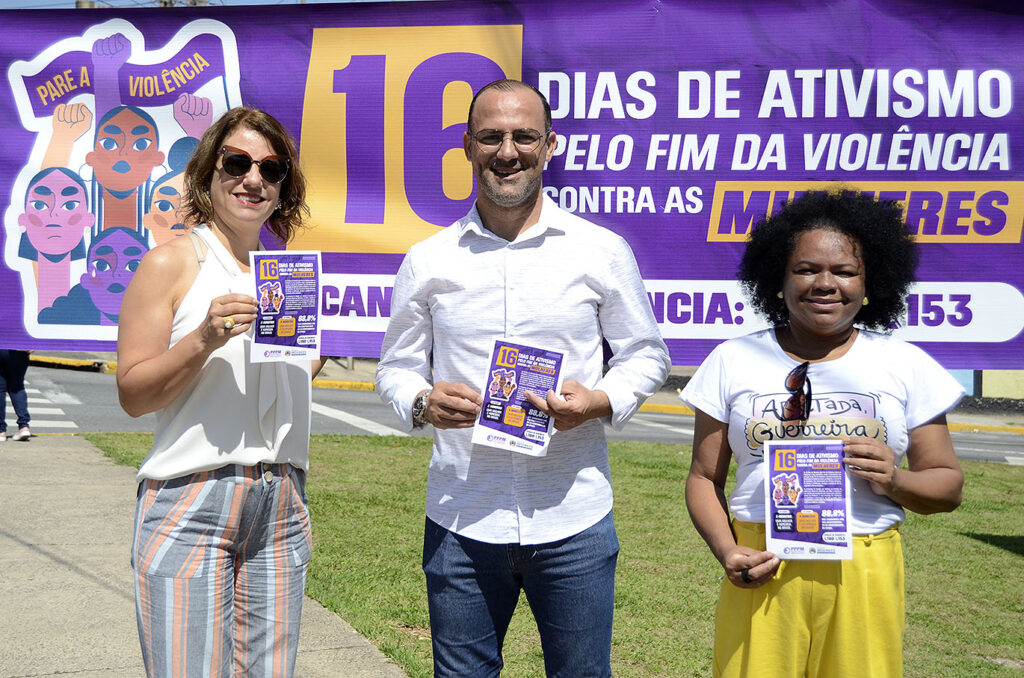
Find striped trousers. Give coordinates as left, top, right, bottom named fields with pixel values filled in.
left=131, top=463, right=312, bottom=678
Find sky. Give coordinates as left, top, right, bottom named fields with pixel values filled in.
left=5, top=0, right=358, bottom=9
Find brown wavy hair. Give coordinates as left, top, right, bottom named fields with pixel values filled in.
left=180, top=107, right=309, bottom=243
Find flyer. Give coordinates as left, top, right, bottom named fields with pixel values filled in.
left=471, top=339, right=565, bottom=457
left=248, top=250, right=321, bottom=363
left=763, top=440, right=853, bottom=560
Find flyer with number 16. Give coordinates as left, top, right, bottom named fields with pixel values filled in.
left=471, top=339, right=564, bottom=457
left=763, top=440, right=853, bottom=560
left=249, top=250, right=321, bottom=363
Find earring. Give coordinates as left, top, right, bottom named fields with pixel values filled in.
left=862, top=297, right=869, bottom=306
left=777, top=291, right=784, bottom=299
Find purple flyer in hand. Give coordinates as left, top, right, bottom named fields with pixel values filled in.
left=471, top=339, right=564, bottom=456
left=763, top=440, right=853, bottom=560
left=249, top=250, right=321, bottom=363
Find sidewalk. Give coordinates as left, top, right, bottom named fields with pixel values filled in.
left=0, top=433, right=408, bottom=678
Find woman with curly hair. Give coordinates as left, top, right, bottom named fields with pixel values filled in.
left=681, top=190, right=964, bottom=678
left=117, top=107, right=324, bottom=677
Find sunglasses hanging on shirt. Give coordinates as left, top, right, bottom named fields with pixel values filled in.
left=780, top=361, right=812, bottom=421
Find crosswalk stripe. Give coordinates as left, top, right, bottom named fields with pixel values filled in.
left=27, top=407, right=65, bottom=415
left=16, top=384, right=79, bottom=431
left=25, top=420, right=78, bottom=429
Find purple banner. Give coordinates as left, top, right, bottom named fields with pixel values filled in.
left=1, top=1, right=1022, bottom=369
left=20, top=33, right=227, bottom=117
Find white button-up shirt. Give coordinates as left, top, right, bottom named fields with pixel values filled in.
left=377, top=195, right=670, bottom=544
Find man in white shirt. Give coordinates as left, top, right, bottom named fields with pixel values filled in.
left=376, top=79, right=670, bottom=677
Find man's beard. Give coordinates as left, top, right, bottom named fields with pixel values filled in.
left=479, top=171, right=541, bottom=208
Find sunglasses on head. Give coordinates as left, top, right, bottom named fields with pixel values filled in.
left=780, top=361, right=812, bottom=421
left=218, top=145, right=290, bottom=184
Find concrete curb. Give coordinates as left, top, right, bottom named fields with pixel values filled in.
left=29, top=354, right=374, bottom=392
left=30, top=353, right=117, bottom=374
left=314, top=379, right=377, bottom=392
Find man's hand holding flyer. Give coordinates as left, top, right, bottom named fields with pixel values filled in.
left=471, top=339, right=564, bottom=456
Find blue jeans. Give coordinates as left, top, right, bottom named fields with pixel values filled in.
left=422, top=511, right=619, bottom=678
left=0, top=350, right=30, bottom=432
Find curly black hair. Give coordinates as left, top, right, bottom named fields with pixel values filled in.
left=738, top=190, right=918, bottom=331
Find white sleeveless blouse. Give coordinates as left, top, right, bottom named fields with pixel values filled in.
left=136, top=224, right=311, bottom=481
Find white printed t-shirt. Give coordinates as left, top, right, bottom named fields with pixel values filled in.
left=680, top=328, right=964, bottom=534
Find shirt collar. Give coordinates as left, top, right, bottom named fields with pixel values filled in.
left=458, top=193, right=566, bottom=245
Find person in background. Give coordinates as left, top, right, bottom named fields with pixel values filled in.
left=681, top=190, right=965, bottom=678
left=117, top=106, right=323, bottom=678
left=0, top=349, right=32, bottom=442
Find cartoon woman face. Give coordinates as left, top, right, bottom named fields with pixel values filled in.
left=80, top=227, right=148, bottom=319
left=143, top=172, right=190, bottom=247
left=86, top=108, right=165, bottom=193
left=18, top=169, right=94, bottom=256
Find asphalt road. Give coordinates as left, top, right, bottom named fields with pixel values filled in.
left=13, top=364, right=1023, bottom=465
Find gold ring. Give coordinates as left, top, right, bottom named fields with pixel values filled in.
left=224, top=316, right=235, bottom=330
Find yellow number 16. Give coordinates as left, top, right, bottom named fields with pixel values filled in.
left=496, top=346, right=518, bottom=368
left=260, top=259, right=279, bottom=279
left=775, top=449, right=797, bottom=471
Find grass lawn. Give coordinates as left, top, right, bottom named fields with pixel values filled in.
left=87, top=432, right=1024, bottom=677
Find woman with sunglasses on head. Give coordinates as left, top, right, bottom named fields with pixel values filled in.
left=680, top=191, right=964, bottom=678
left=117, top=107, right=325, bottom=678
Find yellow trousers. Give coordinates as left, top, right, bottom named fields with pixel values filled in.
left=714, top=521, right=904, bottom=678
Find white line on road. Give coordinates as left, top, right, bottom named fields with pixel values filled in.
left=25, top=420, right=78, bottom=428
left=1006, top=456, right=1024, bottom=466
left=26, top=407, right=66, bottom=415
left=311, top=402, right=408, bottom=437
